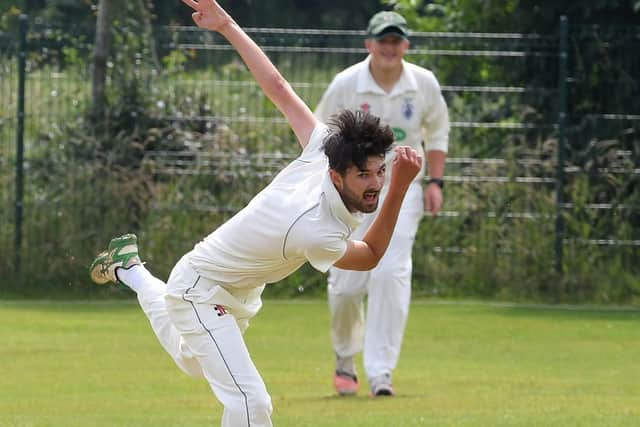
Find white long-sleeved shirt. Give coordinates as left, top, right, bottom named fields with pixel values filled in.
left=316, top=55, right=449, bottom=183
left=189, top=123, right=363, bottom=289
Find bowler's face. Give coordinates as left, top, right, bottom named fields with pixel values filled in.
left=332, top=155, right=386, bottom=213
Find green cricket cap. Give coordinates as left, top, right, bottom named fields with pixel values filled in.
left=367, top=11, right=409, bottom=39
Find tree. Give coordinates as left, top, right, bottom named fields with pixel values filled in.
left=92, top=0, right=111, bottom=120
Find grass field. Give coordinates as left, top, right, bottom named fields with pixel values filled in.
left=0, top=299, right=639, bottom=426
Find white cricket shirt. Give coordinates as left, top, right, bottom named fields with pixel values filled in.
left=189, top=123, right=363, bottom=289
left=316, top=55, right=449, bottom=183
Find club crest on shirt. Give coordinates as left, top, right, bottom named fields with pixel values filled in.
left=360, top=102, right=371, bottom=113
left=401, top=98, right=414, bottom=120
left=392, top=127, right=407, bottom=141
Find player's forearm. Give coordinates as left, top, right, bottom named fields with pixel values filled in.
left=427, top=149, right=446, bottom=178
left=361, top=186, right=407, bottom=268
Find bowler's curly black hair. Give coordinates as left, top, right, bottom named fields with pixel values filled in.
left=322, top=110, right=394, bottom=175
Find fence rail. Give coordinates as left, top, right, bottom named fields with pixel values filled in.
left=1, top=18, right=638, bottom=299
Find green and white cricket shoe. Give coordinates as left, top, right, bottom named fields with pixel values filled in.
left=89, top=233, right=141, bottom=285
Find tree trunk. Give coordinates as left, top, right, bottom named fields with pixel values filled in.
left=92, top=0, right=111, bottom=120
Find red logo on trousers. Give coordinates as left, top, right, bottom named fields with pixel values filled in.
left=214, top=305, right=228, bottom=317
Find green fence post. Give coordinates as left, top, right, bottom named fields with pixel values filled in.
left=15, top=14, right=27, bottom=275
left=555, top=15, right=568, bottom=273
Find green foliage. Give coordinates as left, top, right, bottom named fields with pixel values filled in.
left=2, top=13, right=638, bottom=303
left=384, top=0, right=639, bottom=303
left=0, top=5, right=22, bottom=32
left=414, top=146, right=561, bottom=301
left=386, top=0, right=640, bottom=32
left=161, top=49, right=188, bottom=75
left=15, top=0, right=386, bottom=30
left=385, top=0, right=519, bottom=32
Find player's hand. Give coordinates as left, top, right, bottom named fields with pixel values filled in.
left=424, top=184, right=443, bottom=216
left=390, top=146, right=422, bottom=191
left=181, top=0, right=234, bottom=32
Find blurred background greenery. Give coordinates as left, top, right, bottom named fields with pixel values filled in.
left=0, top=0, right=638, bottom=302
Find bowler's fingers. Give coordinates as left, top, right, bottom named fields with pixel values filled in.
left=182, top=0, right=200, bottom=12
left=406, top=149, right=421, bottom=168
left=429, top=192, right=442, bottom=216
left=425, top=193, right=433, bottom=213
left=395, top=146, right=421, bottom=168
left=394, top=145, right=410, bottom=160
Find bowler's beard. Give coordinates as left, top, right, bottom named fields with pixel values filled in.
left=339, top=183, right=379, bottom=213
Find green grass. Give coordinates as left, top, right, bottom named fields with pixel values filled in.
left=0, top=299, right=638, bottom=426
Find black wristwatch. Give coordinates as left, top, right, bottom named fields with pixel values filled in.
left=427, top=177, right=444, bottom=189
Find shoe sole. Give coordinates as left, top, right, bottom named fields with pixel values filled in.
left=370, top=386, right=395, bottom=397
left=89, top=251, right=111, bottom=285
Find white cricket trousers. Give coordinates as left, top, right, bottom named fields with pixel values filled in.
left=328, top=182, right=423, bottom=380
left=134, top=254, right=272, bottom=427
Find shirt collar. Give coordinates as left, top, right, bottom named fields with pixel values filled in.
left=321, top=172, right=363, bottom=231
left=356, top=55, right=418, bottom=97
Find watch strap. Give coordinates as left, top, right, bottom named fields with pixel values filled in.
left=427, top=177, right=444, bottom=189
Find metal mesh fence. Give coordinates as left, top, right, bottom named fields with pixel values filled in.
left=1, top=20, right=638, bottom=299
left=151, top=26, right=566, bottom=294
left=0, top=28, right=17, bottom=279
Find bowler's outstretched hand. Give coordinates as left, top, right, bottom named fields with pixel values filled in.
left=424, top=184, right=443, bottom=216
left=182, top=0, right=233, bottom=32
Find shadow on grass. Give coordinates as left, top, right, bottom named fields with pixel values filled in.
left=277, top=392, right=430, bottom=403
